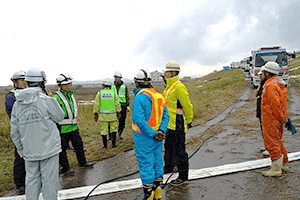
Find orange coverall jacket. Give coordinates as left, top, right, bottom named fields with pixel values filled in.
left=261, top=75, right=289, bottom=163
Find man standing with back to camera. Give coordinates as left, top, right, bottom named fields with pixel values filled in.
left=10, top=67, right=65, bottom=200
left=163, top=60, right=193, bottom=186
left=132, top=69, right=169, bottom=200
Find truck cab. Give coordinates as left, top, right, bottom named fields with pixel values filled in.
left=249, top=46, right=289, bottom=87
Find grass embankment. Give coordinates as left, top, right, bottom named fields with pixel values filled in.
left=0, top=68, right=246, bottom=196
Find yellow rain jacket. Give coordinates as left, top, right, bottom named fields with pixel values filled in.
left=163, top=76, right=193, bottom=133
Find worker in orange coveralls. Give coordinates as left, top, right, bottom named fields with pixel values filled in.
left=260, top=61, right=289, bottom=177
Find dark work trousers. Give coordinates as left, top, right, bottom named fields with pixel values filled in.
left=59, top=129, right=87, bottom=172
left=118, top=104, right=127, bottom=134
left=14, top=147, right=26, bottom=188
left=164, top=129, right=189, bottom=180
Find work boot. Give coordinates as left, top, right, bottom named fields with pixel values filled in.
left=282, top=163, right=289, bottom=172
left=79, top=162, right=94, bottom=169
left=16, top=186, right=25, bottom=195
left=102, top=135, right=108, bottom=148
left=170, top=178, right=188, bottom=186
left=261, top=155, right=283, bottom=177
left=135, top=184, right=154, bottom=200
left=112, top=132, right=117, bottom=148
left=62, top=168, right=75, bottom=176
left=153, top=177, right=163, bottom=200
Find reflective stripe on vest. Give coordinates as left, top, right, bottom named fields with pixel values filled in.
left=112, top=83, right=127, bottom=103
left=132, top=88, right=166, bottom=133
left=55, top=90, right=78, bottom=125
left=100, top=89, right=116, bottom=114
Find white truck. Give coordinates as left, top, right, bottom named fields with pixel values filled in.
left=249, top=46, right=289, bottom=87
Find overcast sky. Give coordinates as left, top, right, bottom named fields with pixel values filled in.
left=0, top=0, right=299, bottom=86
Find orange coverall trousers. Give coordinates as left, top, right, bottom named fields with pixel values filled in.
left=261, top=76, right=289, bottom=163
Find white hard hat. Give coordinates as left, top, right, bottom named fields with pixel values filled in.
left=25, top=67, right=47, bottom=83
left=114, top=71, right=122, bottom=78
left=11, top=70, right=26, bottom=80
left=134, top=69, right=151, bottom=83
left=261, top=61, right=280, bottom=75
left=102, top=78, right=112, bottom=86
left=56, top=73, right=73, bottom=85
left=164, top=60, right=180, bottom=72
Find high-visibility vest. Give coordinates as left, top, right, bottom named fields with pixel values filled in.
left=55, top=90, right=78, bottom=125
left=132, top=88, right=166, bottom=133
left=100, top=89, right=116, bottom=114
left=111, top=83, right=127, bottom=103
left=163, top=80, right=184, bottom=115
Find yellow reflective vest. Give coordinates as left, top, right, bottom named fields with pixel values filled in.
left=132, top=88, right=166, bottom=133
left=163, top=76, right=193, bottom=132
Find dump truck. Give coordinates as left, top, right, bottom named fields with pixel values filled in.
left=249, top=46, right=289, bottom=87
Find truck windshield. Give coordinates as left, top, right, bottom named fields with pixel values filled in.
left=255, top=53, right=288, bottom=67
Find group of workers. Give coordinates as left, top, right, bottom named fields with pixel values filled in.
left=132, top=61, right=193, bottom=200
left=93, top=71, right=130, bottom=149
left=4, top=59, right=291, bottom=200
left=6, top=68, right=94, bottom=199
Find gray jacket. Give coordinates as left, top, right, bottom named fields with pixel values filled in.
left=10, top=87, right=64, bottom=161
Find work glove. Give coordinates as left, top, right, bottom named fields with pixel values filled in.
left=117, top=112, right=121, bottom=119
left=94, top=113, right=98, bottom=122
left=285, top=118, right=297, bottom=135
left=153, top=130, right=165, bottom=141
left=187, top=122, right=193, bottom=129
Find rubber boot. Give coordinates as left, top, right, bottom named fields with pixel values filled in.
left=282, top=163, right=289, bottom=172
left=153, top=177, right=163, bottom=200
left=112, top=132, right=117, bottom=148
left=102, top=135, right=107, bottom=148
left=135, top=184, right=154, bottom=200
left=261, top=155, right=283, bottom=177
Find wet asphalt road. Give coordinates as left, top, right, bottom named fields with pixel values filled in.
left=3, top=83, right=300, bottom=200
left=74, top=85, right=300, bottom=200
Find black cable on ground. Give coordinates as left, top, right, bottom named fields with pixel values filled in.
left=162, top=127, right=221, bottom=189
left=83, top=91, right=247, bottom=199
left=84, top=169, right=139, bottom=200
left=84, top=127, right=221, bottom=199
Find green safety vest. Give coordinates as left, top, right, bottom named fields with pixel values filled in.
left=100, top=89, right=116, bottom=114
left=111, top=83, right=126, bottom=103
left=55, top=90, right=78, bottom=125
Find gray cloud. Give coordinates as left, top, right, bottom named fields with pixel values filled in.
left=134, top=0, right=300, bottom=68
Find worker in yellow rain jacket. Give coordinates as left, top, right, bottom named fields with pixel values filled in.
left=93, top=78, right=121, bottom=148
left=163, top=60, right=193, bottom=186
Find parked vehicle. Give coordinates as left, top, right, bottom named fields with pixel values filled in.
left=249, top=46, right=289, bottom=87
